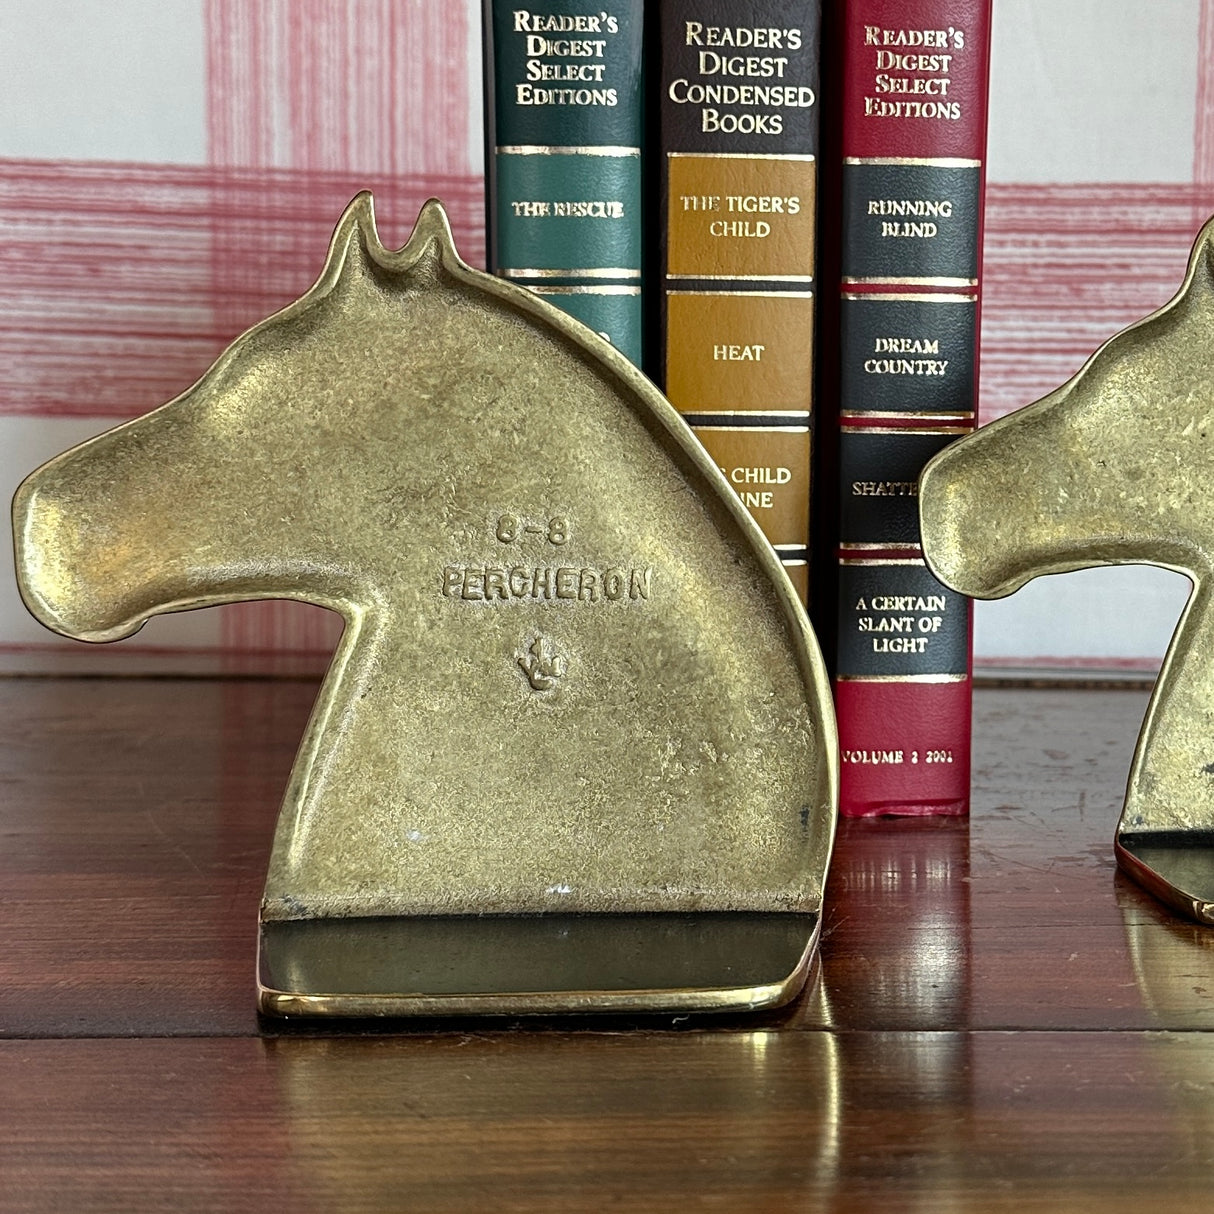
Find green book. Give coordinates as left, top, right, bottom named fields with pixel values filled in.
left=484, top=1, right=645, bottom=366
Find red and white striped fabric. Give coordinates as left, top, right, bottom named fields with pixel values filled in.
left=2, top=1, right=482, bottom=673
left=1, top=1, right=1208, bottom=673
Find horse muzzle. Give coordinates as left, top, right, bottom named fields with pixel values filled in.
left=13, top=438, right=167, bottom=643
left=919, top=411, right=1054, bottom=601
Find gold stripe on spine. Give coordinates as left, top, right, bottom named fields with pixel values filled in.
left=668, top=151, right=817, bottom=162
left=530, top=285, right=641, bottom=296
left=843, top=276, right=978, bottom=288
left=840, top=425, right=971, bottom=436
left=668, top=290, right=816, bottom=299
left=839, top=542, right=921, bottom=552
left=667, top=274, right=815, bottom=284
left=839, top=557, right=923, bottom=567
left=844, top=156, right=981, bottom=168
left=842, top=292, right=974, bottom=304
left=841, top=411, right=974, bottom=422
left=497, top=145, right=641, bottom=157
left=694, top=424, right=810, bottom=435
left=835, top=673, right=969, bottom=684
left=681, top=411, right=812, bottom=421
left=501, top=268, right=641, bottom=280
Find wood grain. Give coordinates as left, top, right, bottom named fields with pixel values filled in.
left=4, top=1032, right=1214, bottom=1212
left=6, top=679, right=1209, bottom=1036
left=4, top=677, right=1214, bottom=1210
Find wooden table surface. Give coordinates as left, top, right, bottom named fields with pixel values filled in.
left=4, top=677, right=1214, bottom=1211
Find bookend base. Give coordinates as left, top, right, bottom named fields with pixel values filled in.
left=1116, top=834, right=1214, bottom=927
left=257, top=912, right=820, bottom=1017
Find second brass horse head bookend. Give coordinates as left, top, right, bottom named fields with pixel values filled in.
left=13, top=196, right=837, bottom=1016
left=920, top=216, right=1214, bottom=925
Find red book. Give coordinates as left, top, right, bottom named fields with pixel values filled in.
left=832, top=0, right=992, bottom=816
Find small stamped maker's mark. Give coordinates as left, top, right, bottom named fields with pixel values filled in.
left=518, top=636, right=567, bottom=692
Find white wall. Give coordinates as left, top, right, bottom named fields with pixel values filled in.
left=0, top=1, right=1205, bottom=673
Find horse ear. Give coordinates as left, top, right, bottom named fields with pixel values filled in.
left=323, top=192, right=386, bottom=287
left=402, top=198, right=457, bottom=261
left=322, top=194, right=458, bottom=289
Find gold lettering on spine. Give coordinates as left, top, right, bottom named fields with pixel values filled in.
left=665, top=292, right=814, bottom=414
left=859, top=23, right=968, bottom=122
left=850, top=587, right=948, bottom=656
left=510, top=9, right=623, bottom=108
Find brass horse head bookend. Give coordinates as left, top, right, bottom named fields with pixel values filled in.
left=919, top=216, right=1214, bottom=926
left=12, top=196, right=837, bottom=1016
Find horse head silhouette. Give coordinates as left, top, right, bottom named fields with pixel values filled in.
left=920, top=217, right=1214, bottom=923
left=13, top=196, right=837, bottom=1014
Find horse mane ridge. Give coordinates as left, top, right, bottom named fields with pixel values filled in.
left=323, top=193, right=459, bottom=289
left=1189, top=212, right=1214, bottom=296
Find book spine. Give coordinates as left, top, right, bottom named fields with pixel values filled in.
left=834, top=0, right=992, bottom=816
left=484, top=1, right=645, bottom=366
left=654, top=1, right=821, bottom=605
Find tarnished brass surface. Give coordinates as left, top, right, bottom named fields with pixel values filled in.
left=12, top=196, right=837, bottom=1014
left=919, top=216, right=1214, bottom=925
left=258, top=913, right=822, bottom=1017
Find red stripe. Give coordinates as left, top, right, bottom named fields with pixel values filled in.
left=6, top=642, right=1157, bottom=675
left=205, top=1, right=471, bottom=183
left=0, top=640, right=328, bottom=658
left=198, top=0, right=479, bottom=663
left=979, top=181, right=1214, bottom=422
left=6, top=4, right=482, bottom=666
left=12, top=169, right=1177, bottom=425
left=3, top=171, right=1201, bottom=666
left=9, top=1, right=1208, bottom=669
left=0, top=158, right=483, bottom=419
left=218, top=601, right=342, bottom=670
left=974, top=655, right=1162, bottom=674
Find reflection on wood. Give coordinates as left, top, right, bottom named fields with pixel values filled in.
left=3, top=678, right=1214, bottom=1208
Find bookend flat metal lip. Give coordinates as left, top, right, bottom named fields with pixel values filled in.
left=919, top=214, right=1214, bottom=927
left=12, top=195, right=838, bottom=1016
